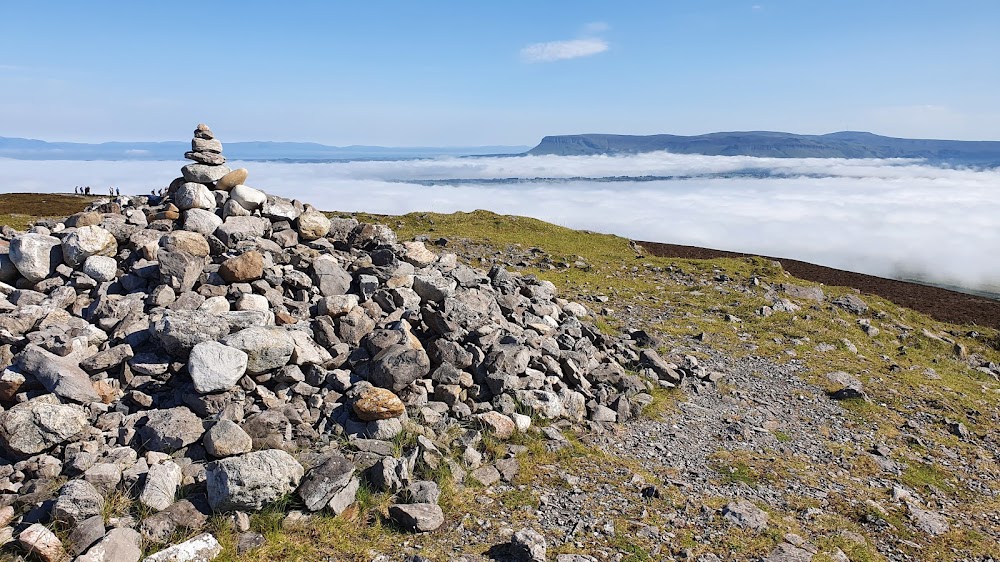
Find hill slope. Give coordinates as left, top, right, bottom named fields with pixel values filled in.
left=528, top=131, right=1000, bottom=164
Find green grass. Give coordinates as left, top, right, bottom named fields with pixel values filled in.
left=0, top=192, right=100, bottom=229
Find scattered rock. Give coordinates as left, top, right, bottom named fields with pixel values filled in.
left=722, top=500, right=769, bottom=531
left=510, top=528, right=547, bottom=562
left=389, top=503, right=445, bottom=533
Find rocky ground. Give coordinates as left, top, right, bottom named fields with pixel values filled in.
left=0, top=127, right=998, bottom=562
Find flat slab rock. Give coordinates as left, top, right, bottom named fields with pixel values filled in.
left=389, top=503, right=444, bottom=532
left=142, top=532, right=222, bottom=562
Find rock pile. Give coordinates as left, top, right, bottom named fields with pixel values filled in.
left=0, top=125, right=656, bottom=560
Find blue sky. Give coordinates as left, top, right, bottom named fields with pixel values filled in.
left=2, top=1, right=999, bottom=145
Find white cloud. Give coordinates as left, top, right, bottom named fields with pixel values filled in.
left=520, top=38, right=609, bottom=63
left=3, top=153, right=999, bottom=293
left=581, top=22, right=609, bottom=34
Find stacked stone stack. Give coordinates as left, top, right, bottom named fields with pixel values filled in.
left=0, top=125, right=674, bottom=561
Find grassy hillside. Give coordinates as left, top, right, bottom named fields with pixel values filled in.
left=2, top=196, right=999, bottom=559
left=0, top=192, right=100, bottom=230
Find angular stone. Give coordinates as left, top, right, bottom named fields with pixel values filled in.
left=262, top=196, right=301, bottom=221
left=476, top=411, right=515, bottom=439
left=311, top=255, right=352, bottom=296
left=388, top=503, right=444, bottom=533
left=139, top=461, right=182, bottom=512
left=75, top=527, right=142, bottom=562
left=0, top=251, right=17, bottom=283
left=219, top=251, right=263, bottom=283
left=0, top=399, right=89, bottom=456
left=511, top=528, right=547, bottom=562
left=158, top=250, right=204, bottom=293
left=203, top=419, right=253, bottom=458
left=18, top=523, right=67, bottom=562
left=412, top=275, right=457, bottom=303
left=174, top=183, right=216, bottom=211
left=470, top=465, right=501, bottom=487
left=18, top=344, right=101, bottom=403
left=297, top=452, right=357, bottom=512
left=10, top=233, right=63, bottom=282
left=216, top=168, right=248, bottom=192
left=68, top=514, right=105, bottom=555
left=138, top=499, right=207, bottom=545
left=185, top=151, right=226, bottom=165
left=181, top=163, right=231, bottom=184
left=80, top=343, right=133, bottom=374
left=188, top=341, right=248, bottom=393
left=163, top=232, right=211, bottom=260
left=138, top=407, right=205, bottom=452
left=207, top=449, right=304, bottom=511
left=369, top=344, right=431, bottom=392
left=214, top=216, right=269, bottom=246
left=639, top=349, right=682, bottom=384
left=142, top=533, right=221, bottom=562
left=723, top=500, right=769, bottom=531
left=406, top=480, right=441, bottom=504
left=401, top=241, right=437, bottom=267
left=151, top=310, right=230, bottom=357
left=353, top=386, right=405, bottom=421
left=222, top=327, right=294, bottom=375
left=53, top=479, right=105, bottom=526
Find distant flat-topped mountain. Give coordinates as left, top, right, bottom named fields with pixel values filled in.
left=527, top=131, right=1000, bottom=164
left=0, top=137, right=530, bottom=161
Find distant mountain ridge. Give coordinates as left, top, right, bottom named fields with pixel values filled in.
left=527, top=131, right=1000, bottom=164
left=0, top=137, right=530, bottom=161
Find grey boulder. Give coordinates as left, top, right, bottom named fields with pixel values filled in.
left=138, top=407, right=205, bottom=452
left=17, top=344, right=101, bottom=403
left=82, top=254, right=118, bottom=282
left=9, top=233, right=63, bottom=282
left=203, top=419, right=253, bottom=458
left=61, top=225, right=117, bottom=267
left=297, top=452, right=357, bottom=513
left=52, top=479, right=105, bottom=526
left=151, top=310, right=230, bottom=357
left=388, top=503, right=444, bottom=533
left=181, top=163, right=231, bottom=184
left=0, top=400, right=89, bottom=456
left=221, top=327, right=294, bottom=375
left=368, top=344, right=430, bottom=392
left=188, top=341, right=248, bottom=393
left=207, top=449, right=304, bottom=511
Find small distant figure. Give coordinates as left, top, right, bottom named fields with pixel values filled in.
left=73, top=186, right=78, bottom=194
left=84, top=186, right=91, bottom=195
left=115, top=187, right=121, bottom=196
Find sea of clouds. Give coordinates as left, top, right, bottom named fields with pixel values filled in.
left=2, top=152, right=998, bottom=293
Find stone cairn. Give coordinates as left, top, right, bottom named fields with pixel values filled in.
left=0, top=125, right=683, bottom=561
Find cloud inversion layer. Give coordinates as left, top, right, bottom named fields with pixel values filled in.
left=2, top=152, right=998, bottom=293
